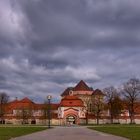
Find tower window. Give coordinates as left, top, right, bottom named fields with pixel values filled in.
left=69, top=90, right=73, bottom=96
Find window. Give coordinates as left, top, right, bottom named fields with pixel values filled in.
left=69, top=90, right=73, bottom=96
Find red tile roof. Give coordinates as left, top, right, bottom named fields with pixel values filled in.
left=59, top=95, right=84, bottom=107
left=61, top=87, right=73, bottom=96
left=61, top=80, right=93, bottom=96
left=20, top=97, right=34, bottom=103
left=92, top=89, right=105, bottom=96
left=4, top=97, right=59, bottom=113
left=73, top=80, right=93, bottom=91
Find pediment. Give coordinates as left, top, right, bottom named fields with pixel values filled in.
left=64, top=108, right=78, bottom=112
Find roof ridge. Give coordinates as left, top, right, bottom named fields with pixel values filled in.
left=73, top=80, right=92, bottom=91
left=20, top=97, right=34, bottom=103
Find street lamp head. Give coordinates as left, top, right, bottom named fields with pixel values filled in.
left=47, top=95, right=52, bottom=100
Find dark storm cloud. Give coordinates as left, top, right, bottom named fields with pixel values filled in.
left=18, top=0, right=140, bottom=48
left=0, top=0, right=140, bottom=102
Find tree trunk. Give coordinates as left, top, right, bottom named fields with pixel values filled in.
left=129, top=104, right=135, bottom=124
left=129, top=112, right=134, bottom=124
left=86, top=111, right=88, bottom=125
left=110, top=110, right=113, bottom=124
left=110, top=105, right=113, bottom=124
left=97, top=113, right=99, bottom=125
left=130, top=115, right=133, bottom=124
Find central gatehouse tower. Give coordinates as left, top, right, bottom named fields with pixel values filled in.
left=58, top=80, right=98, bottom=125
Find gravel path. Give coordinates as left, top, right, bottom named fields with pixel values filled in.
left=11, top=126, right=128, bottom=140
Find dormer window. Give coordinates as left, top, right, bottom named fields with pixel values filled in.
left=69, top=90, right=73, bottom=96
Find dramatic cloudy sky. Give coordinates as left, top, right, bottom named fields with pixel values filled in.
left=0, top=0, right=140, bottom=102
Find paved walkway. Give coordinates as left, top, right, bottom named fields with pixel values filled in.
left=11, top=126, right=128, bottom=140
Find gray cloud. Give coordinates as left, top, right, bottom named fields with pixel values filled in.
left=0, top=0, right=140, bottom=102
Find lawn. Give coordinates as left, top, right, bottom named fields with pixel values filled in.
left=0, top=126, right=47, bottom=140
left=89, top=125, right=140, bottom=140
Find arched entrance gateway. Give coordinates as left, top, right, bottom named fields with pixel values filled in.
left=66, top=114, right=77, bottom=125
left=58, top=95, right=86, bottom=125
left=63, top=108, right=79, bottom=125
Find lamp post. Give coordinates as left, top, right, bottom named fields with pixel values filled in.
left=47, top=95, right=52, bottom=128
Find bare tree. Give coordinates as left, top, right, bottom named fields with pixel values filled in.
left=15, top=105, right=33, bottom=124
left=0, top=92, right=9, bottom=124
left=91, top=90, right=104, bottom=125
left=122, top=78, right=140, bottom=124
left=111, top=95, right=123, bottom=122
left=21, top=107, right=33, bottom=124
left=79, top=95, right=91, bottom=125
left=103, top=86, right=119, bottom=123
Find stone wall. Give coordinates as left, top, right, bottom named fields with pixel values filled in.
left=3, top=118, right=140, bottom=125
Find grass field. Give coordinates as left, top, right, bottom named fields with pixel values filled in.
left=0, top=126, right=47, bottom=140
left=89, top=125, right=140, bottom=140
